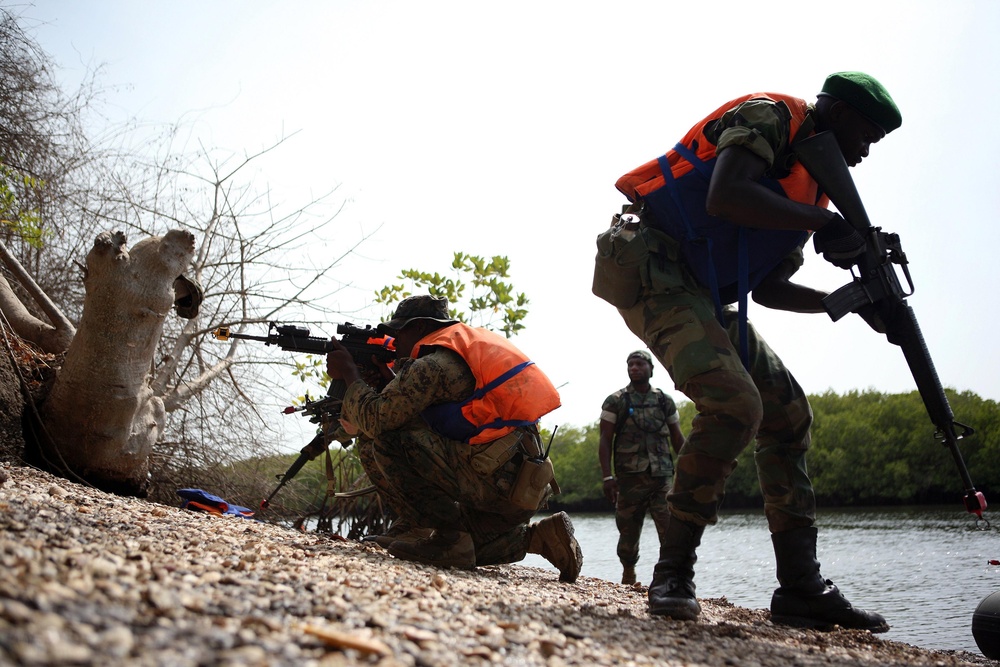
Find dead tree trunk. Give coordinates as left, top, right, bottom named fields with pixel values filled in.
left=33, top=229, right=195, bottom=495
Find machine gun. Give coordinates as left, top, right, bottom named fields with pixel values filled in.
left=211, top=321, right=395, bottom=509
left=795, top=131, right=987, bottom=523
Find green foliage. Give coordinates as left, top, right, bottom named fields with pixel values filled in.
left=544, top=389, right=1000, bottom=510
left=807, top=389, right=961, bottom=503
left=0, top=162, right=46, bottom=247
left=289, top=356, right=330, bottom=401
left=544, top=423, right=605, bottom=506
left=290, top=252, right=531, bottom=395
left=219, top=389, right=1000, bottom=524
left=375, top=252, right=529, bottom=338
left=952, top=390, right=1000, bottom=490
left=220, top=443, right=374, bottom=528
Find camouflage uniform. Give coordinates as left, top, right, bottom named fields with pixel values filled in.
left=617, top=98, right=816, bottom=534
left=341, top=348, right=538, bottom=565
left=601, top=385, right=679, bottom=568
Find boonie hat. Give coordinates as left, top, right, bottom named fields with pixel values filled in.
left=378, top=295, right=459, bottom=334
left=627, top=350, right=653, bottom=365
left=819, top=71, right=902, bottom=135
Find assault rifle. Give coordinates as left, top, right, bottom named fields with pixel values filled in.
left=795, top=131, right=987, bottom=524
left=211, top=322, right=395, bottom=509
left=212, top=321, right=396, bottom=362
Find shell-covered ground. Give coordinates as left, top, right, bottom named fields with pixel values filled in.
left=0, top=465, right=993, bottom=666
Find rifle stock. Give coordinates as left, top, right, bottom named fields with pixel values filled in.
left=795, top=132, right=987, bottom=520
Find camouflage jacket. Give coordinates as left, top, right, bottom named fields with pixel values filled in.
left=341, top=348, right=476, bottom=439
left=601, top=384, right=678, bottom=477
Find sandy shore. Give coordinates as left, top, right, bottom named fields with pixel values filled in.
left=0, top=464, right=993, bottom=666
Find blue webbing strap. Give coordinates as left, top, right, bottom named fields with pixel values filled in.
left=477, top=417, right=539, bottom=431
left=656, top=153, right=725, bottom=326
left=468, top=360, right=534, bottom=401
left=464, top=360, right=538, bottom=438
left=671, top=141, right=713, bottom=179
left=737, top=227, right=750, bottom=368
left=660, top=142, right=751, bottom=369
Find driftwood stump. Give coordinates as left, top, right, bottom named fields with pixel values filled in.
left=33, top=230, right=195, bottom=495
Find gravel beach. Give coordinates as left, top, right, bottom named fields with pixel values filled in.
left=0, top=464, right=993, bottom=666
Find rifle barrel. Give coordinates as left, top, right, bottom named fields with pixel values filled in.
left=259, top=433, right=327, bottom=511
left=795, top=133, right=986, bottom=519
left=223, top=331, right=271, bottom=344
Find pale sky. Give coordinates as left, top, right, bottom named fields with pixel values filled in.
left=21, top=0, right=1000, bottom=435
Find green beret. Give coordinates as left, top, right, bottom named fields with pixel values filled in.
left=820, top=71, right=902, bottom=134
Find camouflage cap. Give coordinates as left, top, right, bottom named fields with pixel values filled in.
left=819, top=71, right=901, bottom=135
left=626, top=350, right=653, bottom=365
left=378, top=295, right=459, bottom=334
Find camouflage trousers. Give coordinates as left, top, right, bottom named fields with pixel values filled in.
left=615, top=471, right=671, bottom=568
left=617, top=227, right=815, bottom=533
left=367, top=425, right=538, bottom=566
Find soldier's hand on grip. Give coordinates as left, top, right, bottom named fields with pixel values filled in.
left=814, top=213, right=866, bottom=269
left=855, top=303, right=888, bottom=334
left=325, top=338, right=360, bottom=383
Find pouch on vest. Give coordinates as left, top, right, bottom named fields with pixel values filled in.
left=470, top=430, right=523, bottom=476
left=508, top=427, right=558, bottom=510
left=509, top=456, right=555, bottom=510
left=592, top=206, right=646, bottom=309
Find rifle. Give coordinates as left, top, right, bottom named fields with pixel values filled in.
left=212, top=321, right=396, bottom=361
left=212, top=321, right=395, bottom=509
left=795, top=131, right=988, bottom=524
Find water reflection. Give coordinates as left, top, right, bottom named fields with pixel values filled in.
left=521, top=506, right=998, bottom=654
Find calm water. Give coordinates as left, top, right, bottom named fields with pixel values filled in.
left=521, top=506, right=999, bottom=655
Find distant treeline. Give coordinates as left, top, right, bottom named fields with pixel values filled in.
left=224, top=389, right=999, bottom=522
left=547, top=389, right=1000, bottom=513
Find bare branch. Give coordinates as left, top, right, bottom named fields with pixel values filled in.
left=0, top=237, right=75, bottom=350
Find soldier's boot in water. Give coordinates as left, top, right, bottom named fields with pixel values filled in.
left=526, top=512, right=583, bottom=583
left=769, top=526, right=889, bottom=633
left=647, top=515, right=704, bottom=621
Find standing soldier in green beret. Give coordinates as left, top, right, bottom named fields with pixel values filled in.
left=599, top=350, right=686, bottom=586
left=603, top=72, right=902, bottom=631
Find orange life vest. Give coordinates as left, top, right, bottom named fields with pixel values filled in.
left=615, top=93, right=833, bottom=367
left=412, top=324, right=561, bottom=445
left=616, top=92, right=826, bottom=206
left=615, top=92, right=829, bottom=303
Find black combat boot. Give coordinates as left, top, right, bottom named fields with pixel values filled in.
left=647, top=515, right=705, bottom=621
left=770, top=526, right=889, bottom=632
